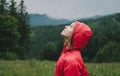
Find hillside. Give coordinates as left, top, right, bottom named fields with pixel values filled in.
left=29, top=13, right=120, bottom=62
left=29, top=14, right=70, bottom=26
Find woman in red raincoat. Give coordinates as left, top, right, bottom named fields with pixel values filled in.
left=54, top=21, right=92, bottom=76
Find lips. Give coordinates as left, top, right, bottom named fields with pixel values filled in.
left=62, top=29, right=65, bottom=31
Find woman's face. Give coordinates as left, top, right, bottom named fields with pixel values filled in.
left=61, top=22, right=75, bottom=38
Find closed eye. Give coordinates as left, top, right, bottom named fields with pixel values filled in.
left=70, top=25, right=73, bottom=28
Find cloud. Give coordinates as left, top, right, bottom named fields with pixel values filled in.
left=8, top=0, right=120, bottom=20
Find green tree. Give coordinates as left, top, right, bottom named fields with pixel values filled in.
left=0, top=0, right=31, bottom=60
left=16, top=0, right=31, bottom=59
left=8, top=0, right=18, bottom=17
left=0, top=0, right=8, bottom=15
left=0, top=15, right=20, bottom=59
left=43, top=42, right=58, bottom=60
left=95, top=41, right=120, bottom=62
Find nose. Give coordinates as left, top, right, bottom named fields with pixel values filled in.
left=65, top=25, right=69, bottom=28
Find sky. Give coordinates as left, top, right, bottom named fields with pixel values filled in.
left=10, top=0, right=120, bottom=20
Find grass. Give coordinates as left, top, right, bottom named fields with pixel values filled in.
left=0, top=59, right=120, bottom=76
left=0, top=59, right=55, bottom=76
left=87, top=63, right=120, bottom=76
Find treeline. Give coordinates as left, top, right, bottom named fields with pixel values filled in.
left=0, top=0, right=120, bottom=62
left=0, top=0, right=31, bottom=60
left=30, top=13, right=120, bottom=62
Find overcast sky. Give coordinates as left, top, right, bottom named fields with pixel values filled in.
left=12, top=0, right=120, bottom=20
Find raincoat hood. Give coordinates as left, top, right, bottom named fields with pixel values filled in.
left=72, top=21, right=92, bottom=50
left=54, top=21, right=91, bottom=76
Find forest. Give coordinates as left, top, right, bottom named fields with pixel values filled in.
left=0, top=0, right=31, bottom=59
left=30, top=13, right=120, bottom=62
left=0, top=0, right=120, bottom=63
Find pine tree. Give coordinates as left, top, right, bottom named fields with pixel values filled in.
left=17, top=0, right=31, bottom=59
left=9, top=0, right=17, bottom=17
left=0, top=0, right=8, bottom=15
left=0, top=0, right=31, bottom=59
left=0, top=15, right=20, bottom=59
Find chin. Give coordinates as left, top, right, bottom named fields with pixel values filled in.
left=61, top=33, right=64, bottom=37
left=60, top=32, right=64, bottom=36
left=61, top=31, right=64, bottom=35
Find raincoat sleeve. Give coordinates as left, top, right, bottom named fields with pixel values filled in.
left=63, top=60, right=82, bottom=76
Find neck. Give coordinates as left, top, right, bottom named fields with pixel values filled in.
left=64, top=38, right=72, bottom=49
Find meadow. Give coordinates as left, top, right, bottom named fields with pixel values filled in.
left=0, top=59, right=120, bottom=76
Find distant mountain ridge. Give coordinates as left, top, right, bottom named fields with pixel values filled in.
left=29, top=14, right=70, bottom=26
left=29, top=13, right=120, bottom=26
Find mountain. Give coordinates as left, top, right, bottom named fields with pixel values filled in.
left=30, top=13, right=120, bottom=61
left=29, top=14, right=70, bottom=26
left=29, top=13, right=120, bottom=26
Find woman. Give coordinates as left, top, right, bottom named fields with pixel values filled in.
left=54, top=21, right=92, bottom=76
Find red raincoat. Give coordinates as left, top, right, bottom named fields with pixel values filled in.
left=54, top=21, right=92, bottom=76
